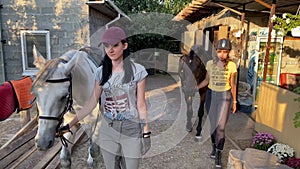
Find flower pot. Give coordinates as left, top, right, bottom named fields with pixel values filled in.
left=291, top=26, right=300, bottom=37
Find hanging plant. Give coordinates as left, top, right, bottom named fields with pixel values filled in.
left=293, top=87, right=300, bottom=128
left=271, top=13, right=300, bottom=36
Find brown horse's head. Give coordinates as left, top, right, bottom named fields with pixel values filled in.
left=179, top=45, right=207, bottom=95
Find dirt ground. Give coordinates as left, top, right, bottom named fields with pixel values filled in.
left=0, top=73, right=253, bottom=169
left=0, top=113, right=22, bottom=148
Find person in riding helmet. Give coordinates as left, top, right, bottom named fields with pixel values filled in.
left=198, top=38, right=237, bottom=168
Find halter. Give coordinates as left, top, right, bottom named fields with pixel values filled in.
left=38, top=75, right=75, bottom=147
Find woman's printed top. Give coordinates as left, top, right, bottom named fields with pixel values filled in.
left=206, top=60, right=237, bottom=92
left=95, top=62, right=148, bottom=120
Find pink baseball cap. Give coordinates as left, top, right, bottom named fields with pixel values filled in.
left=101, top=26, right=126, bottom=45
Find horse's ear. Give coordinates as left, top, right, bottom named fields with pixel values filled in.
left=62, top=51, right=79, bottom=76
left=33, top=45, right=46, bottom=69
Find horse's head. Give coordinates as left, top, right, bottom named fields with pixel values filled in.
left=179, top=47, right=207, bottom=95
left=32, top=57, right=73, bottom=150
left=32, top=49, right=98, bottom=150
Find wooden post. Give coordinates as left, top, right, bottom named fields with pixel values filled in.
left=236, top=5, right=246, bottom=110
left=20, top=110, right=31, bottom=127
left=263, top=0, right=276, bottom=81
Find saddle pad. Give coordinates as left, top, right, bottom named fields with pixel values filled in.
left=0, top=82, right=16, bottom=120
left=9, top=76, right=35, bottom=111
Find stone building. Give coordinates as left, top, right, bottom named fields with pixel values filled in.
left=0, top=0, right=129, bottom=83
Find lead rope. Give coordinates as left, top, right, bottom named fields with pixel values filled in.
left=55, top=76, right=75, bottom=147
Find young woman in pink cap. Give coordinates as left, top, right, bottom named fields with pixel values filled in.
left=59, top=26, right=150, bottom=169
left=198, top=38, right=237, bottom=168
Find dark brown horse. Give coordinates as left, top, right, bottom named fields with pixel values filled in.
left=178, top=45, right=208, bottom=138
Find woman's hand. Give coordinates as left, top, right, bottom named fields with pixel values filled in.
left=232, top=102, right=237, bottom=113
left=56, top=124, right=72, bottom=137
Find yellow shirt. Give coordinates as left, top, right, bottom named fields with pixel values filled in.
left=206, top=60, right=237, bottom=92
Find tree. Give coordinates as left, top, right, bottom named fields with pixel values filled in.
left=114, top=0, right=191, bottom=15
left=112, top=1, right=192, bottom=53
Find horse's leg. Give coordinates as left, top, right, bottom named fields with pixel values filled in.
left=81, top=124, right=95, bottom=167
left=60, top=133, right=72, bottom=169
left=87, top=138, right=94, bottom=167
left=60, top=122, right=80, bottom=168
left=196, top=87, right=207, bottom=138
left=185, top=94, right=193, bottom=132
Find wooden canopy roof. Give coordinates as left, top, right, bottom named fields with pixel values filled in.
left=174, top=0, right=300, bottom=23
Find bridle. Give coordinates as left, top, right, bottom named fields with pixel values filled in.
left=179, top=55, right=192, bottom=81
left=38, top=75, right=75, bottom=147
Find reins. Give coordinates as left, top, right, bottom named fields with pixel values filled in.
left=38, top=75, right=75, bottom=147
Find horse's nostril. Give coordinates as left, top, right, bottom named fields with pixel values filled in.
left=48, top=140, right=53, bottom=148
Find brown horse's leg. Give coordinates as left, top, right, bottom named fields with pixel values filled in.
left=185, top=94, right=193, bottom=132
left=196, top=87, right=207, bottom=137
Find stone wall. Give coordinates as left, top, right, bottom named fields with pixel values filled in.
left=0, top=0, right=110, bottom=82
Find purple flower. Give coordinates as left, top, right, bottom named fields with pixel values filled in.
left=287, top=157, right=300, bottom=168
left=252, top=132, right=276, bottom=151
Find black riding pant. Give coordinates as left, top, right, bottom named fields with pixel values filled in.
left=205, top=89, right=232, bottom=150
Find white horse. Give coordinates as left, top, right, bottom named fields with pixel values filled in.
left=32, top=46, right=103, bottom=168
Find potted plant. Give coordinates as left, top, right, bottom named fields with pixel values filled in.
left=272, top=13, right=300, bottom=37
left=267, top=143, right=295, bottom=164
left=251, top=132, right=276, bottom=151
left=286, top=157, right=300, bottom=169
left=293, top=87, right=300, bottom=128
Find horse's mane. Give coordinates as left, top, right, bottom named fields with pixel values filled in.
left=79, top=47, right=103, bottom=67
left=32, top=48, right=103, bottom=89
left=32, top=58, right=65, bottom=88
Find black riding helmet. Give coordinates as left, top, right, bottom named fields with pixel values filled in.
left=215, top=38, right=231, bottom=50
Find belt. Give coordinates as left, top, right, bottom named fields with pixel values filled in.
left=104, top=112, right=134, bottom=121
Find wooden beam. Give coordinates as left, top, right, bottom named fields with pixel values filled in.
left=0, top=138, right=35, bottom=168
left=0, top=115, right=38, bottom=149
left=0, top=127, right=37, bottom=160
left=213, top=2, right=242, bottom=15
left=263, top=2, right=276, bottom=81
left=255, top=0, right=272, bottom=9
left=44, top=126, right=86, bottom=169
left=33, top=143, right=62, bottom=169
left=6, top=146, right=37, bottom=169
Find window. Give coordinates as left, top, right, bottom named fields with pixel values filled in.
left=20, top=30, right=51, bottom=75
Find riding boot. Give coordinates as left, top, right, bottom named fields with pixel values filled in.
left=215, top=149, right=222, bottom=168
left=210, top=144, right=216, bottom=159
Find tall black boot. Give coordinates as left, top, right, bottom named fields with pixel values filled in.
left=210, top=144, right=216, bottom=159
left=215, top=149, right=222, bottom=168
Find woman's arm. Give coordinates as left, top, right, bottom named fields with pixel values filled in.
left=198, top=72, right=209, bottom=89
left=69, top=81, right=102, bottom=127
left=136, top=78, right=150, bottom=133
left=230, top=72, right=237, bottom=113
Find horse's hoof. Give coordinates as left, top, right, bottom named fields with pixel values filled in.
left=60, top=160, right=71, bottom=169
left=186, top=127, right=193, bottom=132
left=90, top=143, right=100, bottom=158
left=60, top=156, right=71, bottom=168
left=87, top=156, right=93, bottom=167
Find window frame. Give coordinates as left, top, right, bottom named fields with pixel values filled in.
left=20, top=30, right=51, bottom=76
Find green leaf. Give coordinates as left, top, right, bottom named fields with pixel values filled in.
left=294, top=111, right=300, bottom=128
